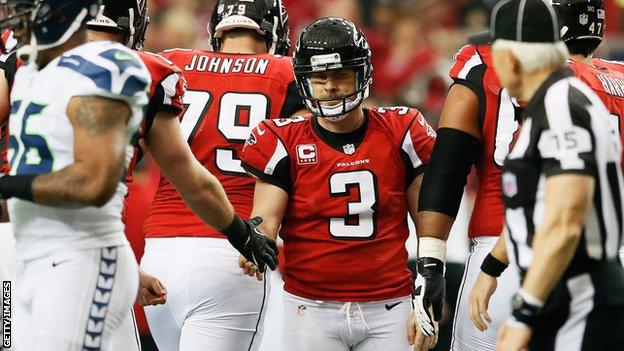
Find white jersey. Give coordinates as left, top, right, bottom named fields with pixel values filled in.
left=7, top=41, right=151, bottom=260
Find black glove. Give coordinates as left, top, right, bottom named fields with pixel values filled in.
left=412, top=257, right=446, bottom=336
left=223, top=215, right=278, bottom=272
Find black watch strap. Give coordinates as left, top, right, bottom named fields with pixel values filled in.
left=511, top=292, right=543, bottom=328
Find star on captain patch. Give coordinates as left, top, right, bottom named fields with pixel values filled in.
left=343, top=143, right=355, bottom=155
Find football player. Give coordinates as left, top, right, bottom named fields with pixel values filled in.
left=0, top=0, right=151, bottom=349
left=240, top=17, right=437, bottom=351
left=87, top=1, right=285, bottom=349
left=139, top=0, right=301, bottom=349
left=468, top=0, right=624, bottom=340
left=408, top=13, right=524, bottom=351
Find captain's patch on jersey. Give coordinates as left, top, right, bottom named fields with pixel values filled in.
left=296, top=144, right=317, bottom=165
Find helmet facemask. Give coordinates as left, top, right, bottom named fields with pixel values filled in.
left=295, top=52, right=372, bottom=121
left=0, top=0, right=37, bottom=54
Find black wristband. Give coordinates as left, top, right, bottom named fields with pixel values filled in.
left=511, top=293, right=543, bottom=328
left=221, top=214, right=249, bottom=247
left=480, top=253, right=508, bottom=277
left=0, top=175, right=36, bottom=201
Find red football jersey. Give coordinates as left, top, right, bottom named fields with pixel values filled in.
left=0, top=30, right=17, bottom=175
left=241, top=108, right=435, bottom=301
left=449, top=44, right=521, bottom=238
left=125, top=51, right=186, bottom=181
left=143, top=50, right=303, bottom=238
left=568, top=58, right=624, bottom=167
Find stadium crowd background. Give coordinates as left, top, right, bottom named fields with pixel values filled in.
left=124, top=0, right=624, bottom=349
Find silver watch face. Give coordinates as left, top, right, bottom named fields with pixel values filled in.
left=512, top=293, right=524, bottom=310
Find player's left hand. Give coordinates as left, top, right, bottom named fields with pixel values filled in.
left=412, top=257, right=445, bottom=337
left=137, top=267, right=167, bottom=306
left=407, top=311, right=438, bottom=351
left=496, top=319, right=531, bottom=351
left=225, top=216, right=279, bottom=273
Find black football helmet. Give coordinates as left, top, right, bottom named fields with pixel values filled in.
left=210, top=0, right=289, bottom=55
left=293, top=17, right=372, bottom=120
left=0, top=0, right=100, bottom=57
left=552, top=0, right=604, bottom=56
left=86, top=0, right=149, bottom=50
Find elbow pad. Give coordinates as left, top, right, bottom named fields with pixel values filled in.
left=418, top=128, right=481, bottom=217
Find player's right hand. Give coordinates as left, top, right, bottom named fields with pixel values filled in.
left=227, top=216, right=279, bottom=273
left=412, top=257, right=445, bottom=337
left=469, top=271, right=498, bottom=331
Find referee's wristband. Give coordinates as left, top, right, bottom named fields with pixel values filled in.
left=0, top=175, right=36, bottom=201
left=480, top=253, right=508, bottom=277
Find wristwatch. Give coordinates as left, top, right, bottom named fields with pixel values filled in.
left=511, top=292, right=543, bottom=328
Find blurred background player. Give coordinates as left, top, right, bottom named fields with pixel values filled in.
left=241, top=17, right=437, bottom=351
left=554, top=0, right=624, bottom=265
left=86, top=1, right=281, bottom=350
left=139, top=0, right=300, bottom=350
left=409, top=9, right=523, bottom=351
left=0, top=0, right=151, bottom=349
left=469, top=0, right=624, bottom=339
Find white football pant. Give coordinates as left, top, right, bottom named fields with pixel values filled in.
left=450, top=236, right=520, bottom=351
left=283, top=292, right=412, bottom=351
left=14, top=244, right=138, bottom=351
left=141, top=237, right=268, bottom=351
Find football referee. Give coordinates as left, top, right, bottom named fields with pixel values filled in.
left=468, top=0, right=624, bottom=350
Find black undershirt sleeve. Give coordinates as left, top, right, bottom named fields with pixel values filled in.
left=418, top=127, right=481, bottom=217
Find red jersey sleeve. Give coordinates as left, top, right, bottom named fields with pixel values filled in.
left=241, top=120, right=292, bottom=192
left=142, top=51, right=186, bottom=115
left=374, top=107, right=436, bottom=184
left=0, top=122, right=7, bottom=175
left=401, top=109, right=436, bottom=183
left=449, top=44, right=487, bottom=102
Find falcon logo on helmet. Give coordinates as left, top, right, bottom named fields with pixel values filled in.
left=293, top=17, right=372, bottom=120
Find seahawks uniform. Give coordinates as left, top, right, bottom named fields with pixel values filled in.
left=9, top=41, right=150, bottom=350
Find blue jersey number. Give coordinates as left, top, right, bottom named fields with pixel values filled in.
left=9, top=101, right=53, bottom=174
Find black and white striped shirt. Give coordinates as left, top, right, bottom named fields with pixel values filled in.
left=502, top=68, right=624, bottom=283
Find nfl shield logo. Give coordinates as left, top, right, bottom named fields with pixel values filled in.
left=343, top=143, right=356, bottom=155
left=502, top=172, right=518, bottom=197
left=579, top=14, right=589, bottom=25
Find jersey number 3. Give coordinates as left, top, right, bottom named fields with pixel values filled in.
left=329, top=170, right=379, bottom=239
left=180, top=90, right=269, bottom=175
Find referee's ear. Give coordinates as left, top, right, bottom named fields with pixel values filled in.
left=492, top=49, right=521, bottom=93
